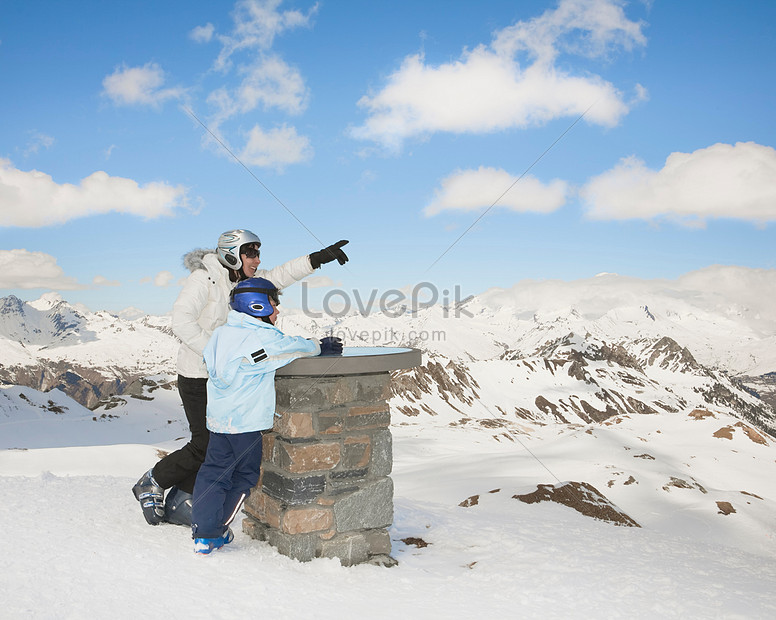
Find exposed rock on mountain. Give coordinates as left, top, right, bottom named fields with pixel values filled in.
left=0, top=294, right=177, bottom=408
left=513, top=481, right=641, bottom=527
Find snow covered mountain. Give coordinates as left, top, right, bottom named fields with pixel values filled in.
left=0, top=292, right=176, bottom=408
left=1, top=265, right=774, bottom=436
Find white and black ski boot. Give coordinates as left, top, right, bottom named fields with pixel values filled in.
left=132, top=469, right=165, bottom=525
left=164, top=486, right=193, bottom=527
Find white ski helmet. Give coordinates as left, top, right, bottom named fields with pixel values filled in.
left=216, top=229, right=261, bottom=271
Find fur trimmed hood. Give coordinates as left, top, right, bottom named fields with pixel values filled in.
left=183, top=248, right=216, bottom=273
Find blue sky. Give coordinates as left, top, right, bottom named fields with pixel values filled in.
left=1, top=0, right=775, bottom=316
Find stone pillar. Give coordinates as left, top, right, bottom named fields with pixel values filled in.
left=242, top=347, right=420, bottom=566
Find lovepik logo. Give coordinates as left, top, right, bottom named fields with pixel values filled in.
left=300, top=282, right=473, bottom=319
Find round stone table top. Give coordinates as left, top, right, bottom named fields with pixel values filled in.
left=276, top=346, right=422, bottom=377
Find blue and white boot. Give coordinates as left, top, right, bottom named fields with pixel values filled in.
left=193, top=528, right=234, bottom=555
left=164, top=486, right=193, bottom=527
left=131, top=469, right=165, bottom=526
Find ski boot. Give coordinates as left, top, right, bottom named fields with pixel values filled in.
left=194, top=528, right=234, bottom=555
left=131, top=469, right=165, bottom=526
left=164, top=486, right=193, bottom=527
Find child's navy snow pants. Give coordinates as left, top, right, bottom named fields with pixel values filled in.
left=191, top=430, right=263, bottom=539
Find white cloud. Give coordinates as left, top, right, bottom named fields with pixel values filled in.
left=92, top=275, right=120, bottom=287
left=581, top=142, right=776, bottom=225
left=102, top=62, right=185, bottom=107
left=425, top=167, right=568, bottom=216
left=0, top=250, right=83, bottom=290
left=117, top=306, right=148, bottom=320
left=491, top=0, right=646, bottom=62
left=237, top=55, right=308, bottom=114
left=213, top=0, right=318, bottom=72
left=190, top=23, right=215, bottom=43
left=194, top=1, right=317, bottom=170
left=153, top=271, right=175, bottom=287
left=206, top=55, right=308, bottom=128
left=23, top=132, right=55, bottom=157
left=0, top=158, right=188, bottom=227
left=303, top=275, right=340, bottom=289
left=479, top=265, right=776, bottom=333
left=238, top=124, right=313, bottom=169
left=351, top=0, right=646, bottom=150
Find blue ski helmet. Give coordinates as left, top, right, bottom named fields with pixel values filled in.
left=229, top=277, right=279, bottom=318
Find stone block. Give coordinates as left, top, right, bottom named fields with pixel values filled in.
left=328, top=468, right=368, bottom=494
left=317, top=411, right=344, bottom=435
left=262, top=469, right=326, bottom=505
left=266, top=529, right=318, bottom=563
left=342, top=435, right=371, bottom=468
left=274, top=411, right=314, bottom=439
left=348, top=404, right=389, bottom=417
left=319, top=532, right=369, bottom=567
left=345, top=414, right=390, bottom=431
left=327, top=483, right=360, bottom=496
left=282, top=505, right=334, bottom=535
left=344, top=404, right=390, bottom=430
left=364, top=528, right=392, bottom=556
left=351, top=373, right=392, bottom=402
left=278, top=440, right=341, bottom=473
left=334, top=478, right=394, bottom=531
left=244, top=491, right=282, bottom=529
left=262, top=433, right=276, bottom=464
left=370, top=429, right=393, bottom=477
left=329, top=468, right=368, bottom=481
left=242, top=515, right=268, bottom=541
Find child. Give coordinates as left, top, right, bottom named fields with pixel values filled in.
left=190, top=277, right=342, bottom=554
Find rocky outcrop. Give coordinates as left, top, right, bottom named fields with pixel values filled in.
left=513, top=481, right=640, bottom=527
left=0, top=294, right=177, bottom=409
left=390, top=355, right=480, bottom=414
left=0, top=361, right=167, bottom=409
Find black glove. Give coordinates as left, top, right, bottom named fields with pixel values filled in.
left=310, top=240, right=349, bottom=269
left=319, top=336, right=343, bottom=356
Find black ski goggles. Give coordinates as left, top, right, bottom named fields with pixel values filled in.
left=241, top=244, right=261, bottom=259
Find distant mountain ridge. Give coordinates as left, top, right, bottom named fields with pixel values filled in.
left=0, top=265, right=774, bottom=436
left=0, top=293, right=87, bottom=346
left=0, top=293, right=176, bottom=408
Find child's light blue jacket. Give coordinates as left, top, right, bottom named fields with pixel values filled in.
left=203, top=310, right=320, bottom=433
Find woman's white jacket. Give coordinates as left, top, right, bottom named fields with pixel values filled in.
left=171, top=249, right=314, bottom=378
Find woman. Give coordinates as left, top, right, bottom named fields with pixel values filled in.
left=132, top=229, right=348, bottom=526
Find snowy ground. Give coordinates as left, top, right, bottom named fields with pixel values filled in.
left=2, top=387, right=776, bottom=618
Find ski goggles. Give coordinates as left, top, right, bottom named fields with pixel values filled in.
left=241, top=244, right=261, bottom=259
